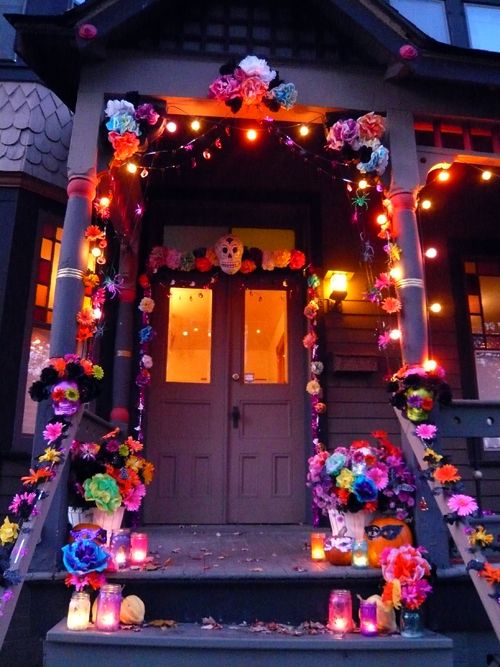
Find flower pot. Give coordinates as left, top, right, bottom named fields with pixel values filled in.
left=68, top=506, right=94, bottom=527
left=328, top=509, right=374, bottom=541
left=399, top=607, right=424, bottom=638
left=91, top=507, right=125, bottom=544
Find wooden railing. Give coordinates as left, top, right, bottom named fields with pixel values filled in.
left=396, top=401, right=500, bottom=642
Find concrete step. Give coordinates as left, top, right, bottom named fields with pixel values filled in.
left=44, top=619, right=454, bottom=667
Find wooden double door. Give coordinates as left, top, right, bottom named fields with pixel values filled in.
left=143, top=273, right=306, bottom=524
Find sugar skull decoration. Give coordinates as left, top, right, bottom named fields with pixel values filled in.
left=405, top=387, right=434, bottom=423
left=51, top=380, right=81, bottom=416
left=214, top=235, right=243, bottom=275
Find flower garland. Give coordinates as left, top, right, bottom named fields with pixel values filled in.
left=104, top=98, right=166, bottom=164
left=388, top=363, right=500, bottom=604
left=208, top=55, right=298, bottom=114
left=325, top=112, right=389, bottom=176
left=0, top=358, right=104, bottom=617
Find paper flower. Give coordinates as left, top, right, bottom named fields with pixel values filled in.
left=0, top=517, right=19, bottom=546
left=381, top=297, right=402, bottom=314
left=447, top=494, right=478, bottom=517
left=357, top=112, right=385, bottom=142
left=138, top=297, right=155, bottom=313
left=62, top=539, right=109, bottom=574
left=238, top=55, right=276, bottom=83
left=108, top=131, right=141, bottom=161
left=306, top=380, right=322, bottom=396
left=433, top=464, right=461, bottom=485
left=42, top=421, right=64, bottom=443
left=414, top=423, right=438, bottom=441
left=83, top=473, right=122, bottom=512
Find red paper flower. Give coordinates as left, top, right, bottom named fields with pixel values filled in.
left=240, top=259, right=257, bottom=274
left=195, top=257, right=213, bottom=272
left=289, top=249, right=306, bottom=270
left=108, top=131, right=140, bottom=161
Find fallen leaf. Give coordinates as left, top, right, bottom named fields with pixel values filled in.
left=146, top=619, right=177, bottom=628
left=163, top=558, right=173, bottom=567
left=249, top=567, right=264, bottom=572
left=144, top=563, right=159, bottom=571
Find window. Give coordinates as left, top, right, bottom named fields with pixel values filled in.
left=389, top=0, right=450, bottom=42
left=0, top=1, right=25, bottom=60
left=464, top=260, right=500, bottom=451
left=465, top=3, right=500, bottom=52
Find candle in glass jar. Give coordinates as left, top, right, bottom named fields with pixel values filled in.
left=359, top=600, right=378, bottom=636
left=310, top=532, right=325, bottom=561
left=67, top=592, right=90, bottom=631
left=352, top=539, right=369, bottom=568
left=110, top=529, right=130, bottom=569
left=95, top=584, right=122, bottom=632
left=328, top=589, right=353, bottom=636
left=130, top=532, right=148, bottom=565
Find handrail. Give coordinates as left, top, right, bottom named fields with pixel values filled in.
left=0, top=414, right=81, bottom=649
left=396, top=407, right=500, bottom=642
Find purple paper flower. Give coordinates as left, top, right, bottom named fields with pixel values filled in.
left=135, top=103, right=159, bottom=125
left=326, top=119, right=361, bottom=151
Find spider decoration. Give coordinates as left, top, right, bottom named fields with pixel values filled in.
left=351, top=189, right=370, bottom=209
left=103, top=273, right=124, bottom=298
left=360, top=233, right=375, bottom=263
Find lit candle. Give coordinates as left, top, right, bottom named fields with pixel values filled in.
left=351, top=539, right=369, bottom=568
left=310, top=532, right=325, bottom=561
left=359, top=600, right=378, bottom=636
left=328, top=589, right=353, bottom=636
left=95, top=584, right=122, bottom=632
left=66, top=592, right=90, bottom=631
left=110, top=529, right=130, bottom=569
left=130, top=532, right=148, bottom=565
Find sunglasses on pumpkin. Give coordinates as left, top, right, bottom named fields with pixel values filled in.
left=364, top=524, right=404, bottom=541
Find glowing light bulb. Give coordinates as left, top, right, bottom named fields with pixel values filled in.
left=99, top=196, right=111, bottom=207
left=376, top=213, right=388, bottom=226
left=437, top=169, right=450, bottom=182
left=389, top=266, right=402, bottom=281
left=140, top=168, right=149, bottom=178
left=92, top=307, right=102, bottom=319
left=166, top=120, right=177, bottom=133
left=423, top=359, right=438, bottom=372
left=358, top=179, right=369, bottom=190
left=203, top=149, right=211, bottom=160
left=299, top=124, right=310, bottom=137
left=430, top=302, right=442, bottom=313
left=246, top=129, right=258, bottom=141
left=191, top=119, right=201, bottom=131
left=91, top=247, right=101, bottom=258
left=421, top=199, right=432, bottom=210
left=481, top=170, right=492, bottom=181
left=182, top=330, right=189, bottom=337
left=126, top=162, right=138, bottom=174
left=425, top=247, right=438, bottom=259
left=389, top=329, right=401, bottom=340
left=256, top=328, right=261, bottom=334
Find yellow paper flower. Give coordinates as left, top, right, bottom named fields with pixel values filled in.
left=0, top=516, right=19, bottom=546
left=336, top=468, right=355, bottom=490
left=126, top=455, right=142, bottom=473
left=469, top=525, right=494, bottom=548
left=142, top=461, right=155, bottom=485
left=424, top=447, right=443, bottom=464
left=38, top=447, right=62, bottom=464
left=92, top=365, right=104, bottom=380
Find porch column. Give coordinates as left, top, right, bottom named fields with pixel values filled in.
left=387, top=108, right=428, bottom=365
left=110, top=239, right=139, bottom=434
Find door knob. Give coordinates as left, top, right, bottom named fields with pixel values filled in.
left=231, top=373, right=240, bottom=381
left=231, top=405, right=241, bottom=428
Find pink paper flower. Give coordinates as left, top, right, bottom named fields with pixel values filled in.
left=377, top=331, right=391, bottom=349
left=43, top=421, right=64, bottom=443
left=208, top=75, right=241, bottom=101
left=447, top=494, right=478, bottom=517
left=415, top=423, right=438, bottom=441
left=123, top=483, right=146, bottom=511
left=381, top=297, right=402, bottom=314
left=367, top=465, right=389, bottom=490
left=375, top=272, right=392, bottom=290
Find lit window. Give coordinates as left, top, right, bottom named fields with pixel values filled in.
left=389, top=0, right=450, bottom=43
left=465, top=4, right=500, bottom=53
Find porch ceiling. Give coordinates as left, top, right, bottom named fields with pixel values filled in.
left=7, top=0, right=500, bottom=111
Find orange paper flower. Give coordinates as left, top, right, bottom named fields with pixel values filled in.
left=433, top=464, right=461, bottom=484
left=21, top=468, right=54, bottom=486
left=479, top=562, right=500, bottom=584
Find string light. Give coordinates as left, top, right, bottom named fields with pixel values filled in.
left=202, top=149, right=212, bottom=160
left=481, top=170, right=492, bottom=181
left=389, top=328, right=401, bottom=341
left=246, top=128, right=258, bottom=141
left=421, top=199, right=432, bottom=210
left=92, top=307, right=102, bottom=319
left=430, top=302, right=442, bottom=313
left=140, top=168, right=149, bottom=178
left=423, top=359, right=438, bottom=372
left=91, top=247, right=101, bottom=258
left=376, top=213, right=388, bottom=226
left=126, top=162, right=138, bottom=174
left=425, top=247, right=438, bottom=259
left=166, top=120, right=177, bottom=133
left=358, top=179, right=369, bottom=190
left=389, top=266, right=402, bottom=281
left=190, top=119, right=201, bottom=132
left=99, top=196, right=111, bottom=207
left=299, top=124, right=310, bottom=137
left=437, top=169, right=450, bottom=182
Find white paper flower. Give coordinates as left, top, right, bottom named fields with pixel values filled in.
left=138, top=297, right=155, bottom=313
left=141, top=355, right=153, bottom=369
left=238, top=56, right=276, bottom=84
left=104, top=99, right=136, bottom=118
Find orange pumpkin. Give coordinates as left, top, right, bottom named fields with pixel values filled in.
left=324, top=536, right=353, bottom=566
left=365, top=516, right=413, bottom=567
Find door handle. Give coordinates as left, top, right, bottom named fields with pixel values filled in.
left=231, top=405, right=241, bottom=429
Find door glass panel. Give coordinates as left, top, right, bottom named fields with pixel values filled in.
left=166, top=287, right=212, bottom=383
left=244, top=289, right=288, bottom=384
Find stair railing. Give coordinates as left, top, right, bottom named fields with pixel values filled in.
left=396, top=402, right=500, bottom=642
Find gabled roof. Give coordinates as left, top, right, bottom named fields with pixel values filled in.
left=7, top=0, right=500, bottom=110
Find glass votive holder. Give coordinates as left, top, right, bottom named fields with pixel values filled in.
left=110, top=528, right=130, bottom=569
left=95, top=584, right=122, bottom=632
left=351, top=539, right=369, bottom=568
left=359, top=600, right=378, bottom=636
left=67, top=591, right=90, bottom=631
left=328, top=589, right=353, bottom=636
left=310, top=532, right=326, bottom=561
left=130, top=532, right=148, bottom=565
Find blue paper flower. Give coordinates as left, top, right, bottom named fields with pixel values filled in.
left=352, top=475, right=378, bottom=503
left=105, top=113, right=141, bottom=136
left=139, top=325, right=154, bottom=343
left=357, top=144, right=390, bottom=175
left=325, top=452, right=346, bottom=477
left=61, top=539, right=109, bottom=574
left=269, top=83, right=298, bottom=110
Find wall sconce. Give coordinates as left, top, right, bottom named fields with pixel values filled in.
left=323, top=270, right=353, bottom=311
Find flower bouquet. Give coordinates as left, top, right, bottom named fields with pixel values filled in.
left=68, top=431, right=155, bottom=530
left=307, top=431, right=416, bottom=521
